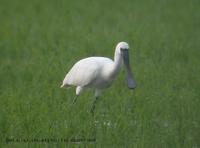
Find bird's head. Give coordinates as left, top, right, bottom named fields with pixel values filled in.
left=116, top=41, right=137, bottom=89
left=116, top=42, right=130, bottom=54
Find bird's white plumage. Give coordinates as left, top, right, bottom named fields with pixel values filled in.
left=61, top=42, right=135, bottom=97
left=62, top=57, right=115, bottom=89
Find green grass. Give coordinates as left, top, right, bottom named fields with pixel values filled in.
left=0, top=0, right=200, bottom=147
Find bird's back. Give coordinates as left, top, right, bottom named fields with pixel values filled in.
left=62, top=57, right=114, bottom=88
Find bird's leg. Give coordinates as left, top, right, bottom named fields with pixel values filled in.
left=73, top=86, right=83, bottom=104
left=73, top=95, right=78, bottom=104
left=90, top=97, right=98, bottom=114
left=90, top=89, right=101, bottom=114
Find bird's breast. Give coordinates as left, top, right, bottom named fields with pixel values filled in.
left=89, top=77, right=113, bottom=89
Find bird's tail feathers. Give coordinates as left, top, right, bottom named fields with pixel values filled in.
left=60, top=84, right=65, bottom=88
left=60, top=83, right=71, bottom=89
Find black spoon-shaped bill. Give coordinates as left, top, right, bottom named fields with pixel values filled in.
left=122, top=49, right=137, bottom=89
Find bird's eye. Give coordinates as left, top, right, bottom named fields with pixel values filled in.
left=120, top=48, right=128, bottom=51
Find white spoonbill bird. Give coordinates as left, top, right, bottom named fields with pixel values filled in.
left=61, top=41, right=136, bottom=113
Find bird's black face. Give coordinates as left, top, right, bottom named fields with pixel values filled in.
left=120, top=48, right=137, bottom=89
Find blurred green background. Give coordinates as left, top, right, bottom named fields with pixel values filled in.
left=0, top=0, right=200, bottom=147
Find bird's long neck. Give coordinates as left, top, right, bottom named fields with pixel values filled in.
left=111, top=48, right=123, bottom=77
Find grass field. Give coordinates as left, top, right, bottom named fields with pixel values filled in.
left=0, top=0, right=200, bottom=147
